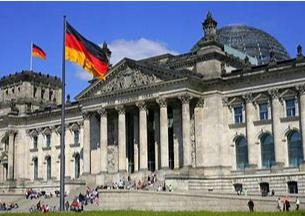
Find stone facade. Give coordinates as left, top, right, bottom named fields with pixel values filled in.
left=1, top=12, right=305, bottom=195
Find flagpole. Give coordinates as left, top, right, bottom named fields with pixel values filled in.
left=30, top=41, right=33, bottom=71
left=60, top=15, right=66, bottom=212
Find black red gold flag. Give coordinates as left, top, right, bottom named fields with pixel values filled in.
left=65, top=22, right=109, bottom=79
left=32, top=44, right=46, bottom=60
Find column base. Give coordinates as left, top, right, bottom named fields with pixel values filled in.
left=81, top=172, right=91, bottom=176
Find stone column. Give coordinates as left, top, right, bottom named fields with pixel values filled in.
left=136, top=102, right=148, bottom=171
left=243, top=93, right=258, bottom=168
left=269, top=89, right=284, bottom=166
left=194, top=98, right=204, bottom=167
left=7, top=130, right=16, bottom=180
left=154, top=111, right=160, bottom=170
left=133, top=113, right=139, bottom=172
left=116, top=106, right=127, bottom=172
left=157, top=98, right=169, bottom=169
left=179, top=94, right=192, bottom=168
left=173, top=107, right=182, bottom=169
left=297, top=84, right=305, bottom=162
left=82, top=112, right=91, bottom=174
left=98, top=108, right=108, bottom=173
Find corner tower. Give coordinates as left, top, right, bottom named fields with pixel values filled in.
left=0, top=71, right=62, bottom=116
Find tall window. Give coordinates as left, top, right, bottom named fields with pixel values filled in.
left=74, top=130, right=79, bottom=145
left=33, top=158, right=38, bottom=180
left=261, top=134, right=275, bottom=168
left=46, top=134, right=51, bottom=148
left=75, top=154, right=80, bottom=179
left=288, top=131, right=303, bottom=167
left=236, top=136, right=248, bottom=169
left=286, top=99, right=296, bottom=117
left=46, top=157, right=51, bottom=180
left=234, top=106, right=243, bottom=124
left=259, top=103, right=268, bottom=120
left=33, top=136, right=38, bottom=149
left=41, top=89, right=45, bottom=99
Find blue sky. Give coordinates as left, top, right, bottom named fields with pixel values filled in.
left=1, top=2, right=305, bottom=99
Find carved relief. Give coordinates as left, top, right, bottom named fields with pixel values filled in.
left=98, top=67, right=162, bottom=94
left=107, top=145, right=118, bottom=173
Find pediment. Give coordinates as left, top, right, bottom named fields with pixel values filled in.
left=77, top=58, right=181, bottom=100
left=94, top=66, right=162, bottom=96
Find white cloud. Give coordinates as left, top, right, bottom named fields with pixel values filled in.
left=108, top=38, right=179, bottom=64
left=74, top=38, right=178, bottom=81
left=75, top=70, right=93, bottom=81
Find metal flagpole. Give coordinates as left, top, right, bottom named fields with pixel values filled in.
left=30, top=41, right=33, bottom=71
left=60, top=15, right=66, bottom=212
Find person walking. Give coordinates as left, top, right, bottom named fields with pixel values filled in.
left=248, top=199, right=254, bottom=212
left=296, top=197, right=300, bottom=211
left=276, top=197, right=282, bottom=211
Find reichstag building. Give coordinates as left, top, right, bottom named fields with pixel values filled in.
left=1, top=12, right=305, bottom=195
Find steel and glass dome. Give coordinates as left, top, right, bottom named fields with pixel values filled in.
left=192, top=25, right=290, bottom=65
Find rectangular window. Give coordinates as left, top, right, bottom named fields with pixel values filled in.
left=286, top=99, right=296, bottom=117
left=33, top=136, right=38, bottom=149
left=74, top=130, right=79, bottom=144
left=259, top=103, right=268, bottom=120
left=46, top=134, right=51, bottom=147
left=234, top=106, right=243, bottom=124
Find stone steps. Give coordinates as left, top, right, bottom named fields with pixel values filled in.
left=4, top=190, right=304, bottom=212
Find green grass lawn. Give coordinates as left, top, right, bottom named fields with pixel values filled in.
left=1, top=211, right=305, bottom=216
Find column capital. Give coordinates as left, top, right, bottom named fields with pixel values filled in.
left=115, top=105, right=125, bottom=115
left=195, top=97, right=205, bottom=108
left=82, top=111, right=91, bottom=120
left=242, top=93, right=254, bottom=104
left=268, top=88, right=280, bottom=99
left=296, top=84, right=305, bottom=95
left=136, top=101, right=147, bottom=111
left=7, top=129, right=17, bottom=135
left=179, top=93, right=192, bottom=104
left=97, top=108, right=107, bottom=117
left=156, top=97, right=167, bottom=108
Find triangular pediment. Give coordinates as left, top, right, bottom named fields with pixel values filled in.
left=77, top=58, right=185, bottom=100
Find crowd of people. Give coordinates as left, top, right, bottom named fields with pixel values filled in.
left=25, top=188, right=55, bottom=200
left=247, top=196, right=301, bottom=212
left=99, top=173, right=173, bottom=192
left=29, top=200, right=56, bottom=213
left=0, top=201, right=18, bottom=211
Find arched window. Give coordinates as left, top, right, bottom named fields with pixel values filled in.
left=74, top=130, right=79, bottom=145
left=288, top=131, right=303, bottom=167
left=46, top=134, right=51, bottom=148
left=74, top=154, right=80, bottom=179
left=46, top=156, right=51, bottom=180
left=33, top=158, right=38, bottom=180
left=236, top=136, right=248, bottom=169
left=261, top=134, right=275, bottom=168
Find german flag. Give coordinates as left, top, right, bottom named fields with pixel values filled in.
left=32, top=44, right=46, bottom=60
left=65, top=22, right=109, bottom=80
